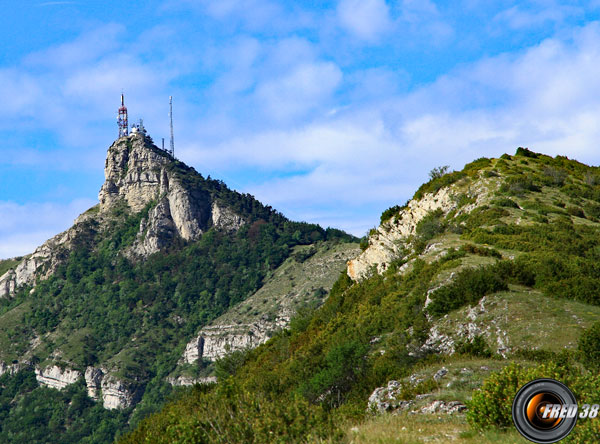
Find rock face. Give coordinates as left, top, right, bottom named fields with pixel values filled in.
left=0, top=210, right=97, bottom=298
left=83, top=366, right=141, bottom=409
left=101, top=375, right=142, bottom=410
left=35, top=365, right=82, bottom=390
left=0, top=362, right=23, bottom=377
left=183, top=318, right=288, bottom=363
left=347, top=177, right=497, bottom=281
left=211, top=201, right=245, bottom=232
left=99, top=133, right=244, bottom=259
left=84, top=367, right=104, bottom=401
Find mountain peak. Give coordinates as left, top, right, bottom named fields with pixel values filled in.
left=99, top=133, right=173, bottom=213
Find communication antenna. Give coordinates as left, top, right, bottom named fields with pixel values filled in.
left=169, top=96, right=175, bottom=157
left=117, top=93, right=128, bottom=138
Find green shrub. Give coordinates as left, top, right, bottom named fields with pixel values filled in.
left=426, top=265, right=508, bottom=317
left=380, top=205, right=402, bottom=224
left=542, top=166, right=567, bottom=186
left=300, top=339, right=369, bottom=408
left=452, top=193, right=476, bottom=208
left=464, top=157, right=492, bottom=175
left=413, top=171, right=468, bottom=200
left=413, top=210, right=445, bottom=252
left=515, top=147, right=540, bottom=158
left=429, top=165, right=450, bottom=180
left=467, top=363, right=567, bottom=430
left=578, top=322, right=600, bottom=371
left=567, top=206, right=585, bottom=218
left=460, top=243, right=502, bottom=258
left=454, top=335, right=492, bottom=358
left=584, top=202, right=600, bottom=220
left=498, top=175, right=541, bottom=196
left=490, top=197, right=519, bottom=208
left=119, top=380, right=342, bottom=444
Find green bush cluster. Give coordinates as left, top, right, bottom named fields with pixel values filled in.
left=380, top=204, right=403, bottom=224
left=490, top=197, right=519, bottom=208
left=459, top=243, right=502, bottom=258
left=498, top=175, right=541, bottom=196
left=119, top=380, right=342, bottom=444
left=413, top=170, right=468, bottom=200
left=413, top=209, right=445, bottom=252
left=578, top=322, right=600, bottom=371
left=426, top=265, right=508, bottom=317
left=454, top=335, right=493, bottom=358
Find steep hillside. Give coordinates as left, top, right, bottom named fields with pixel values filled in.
left=123, top=148, right=600, bottom=443
left=0, top=132, right=357, bottom=443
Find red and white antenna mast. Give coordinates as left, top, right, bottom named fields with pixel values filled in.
left=117, top=93, right=129, bottom=138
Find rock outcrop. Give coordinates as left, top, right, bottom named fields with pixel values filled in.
left=166, top=375, right=217, bottom=386
left=183, top=318, right=288, bottom=363
left=0, top=361, right=24, bottom=377
left=0, top=210, right=97, bottom=298
left=347, top=176, right=498, bottom=281
left=368, top=380, right=412, bottom=413
left=31, top=363, right=141, bottom=409
left=35, top=365, right=82, bottom=390
left=84, top=367, right=104, bottom=401
left=99, top=133, right=244, bottom=259
left=100, top=375, right=142, bottom=409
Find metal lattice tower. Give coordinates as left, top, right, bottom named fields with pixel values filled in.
left=117, top=94, right=129, bottom=138
left=169, top=96, right=175, bottom=157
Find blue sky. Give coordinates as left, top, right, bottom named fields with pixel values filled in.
left=2, top=0, right=600, bottom=258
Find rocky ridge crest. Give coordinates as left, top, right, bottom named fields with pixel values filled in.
left=347, top=175, right=498, bottom=280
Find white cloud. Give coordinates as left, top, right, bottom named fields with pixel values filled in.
left=175, top=21, right=600, bottom=237
left=165, top=0, right=314, bottom=33
left=254, top=62, right=343, bottom=121
left=337, top=0, right=392, bottom=41
left=493, top=3, right=582, bottom=30
left=0, top=198, right=96, bottom=259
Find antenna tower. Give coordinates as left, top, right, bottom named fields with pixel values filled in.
left=117, top=93, right=129, bottom=138
left=169, top=96, right=175, bottom=157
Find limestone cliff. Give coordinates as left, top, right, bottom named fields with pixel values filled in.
left=35, top=365, right=81, bottom=390
left=99, top=133, right=244, bottom=258
left=0, top=210, right=97, bottom=298
left=347, top=175, right=498, bottom=281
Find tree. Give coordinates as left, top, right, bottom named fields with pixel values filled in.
left=429, top=165, right=450, bottom=180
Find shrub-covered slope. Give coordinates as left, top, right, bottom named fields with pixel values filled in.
left=122, top=148, right=600, bottom=443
